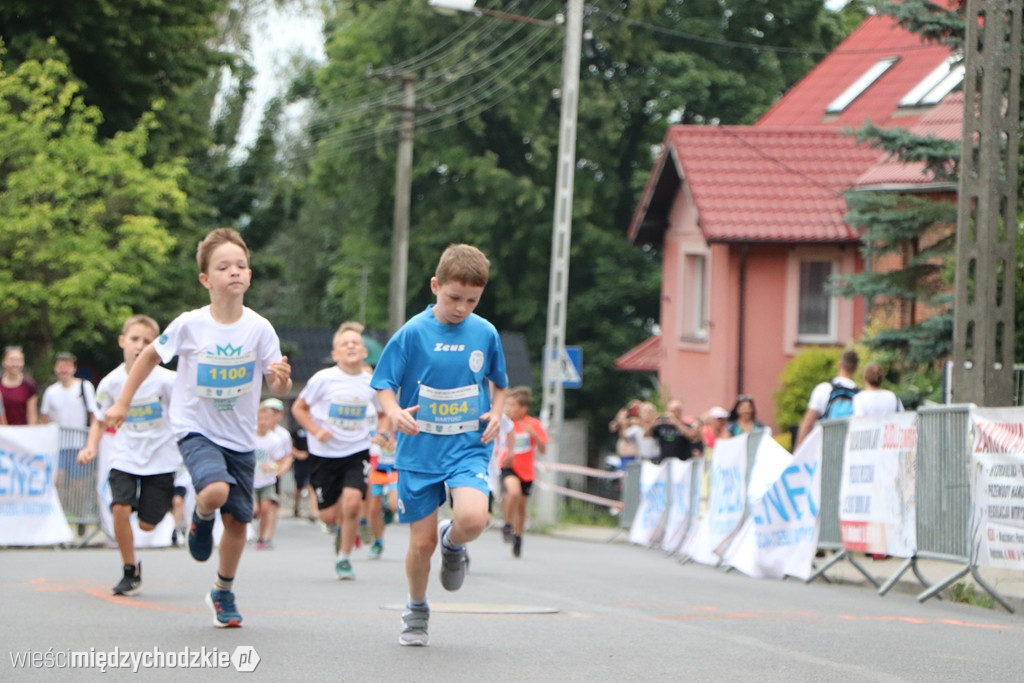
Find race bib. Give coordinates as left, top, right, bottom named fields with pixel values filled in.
left=196, top=351, right=256, bottom=399
left=416, top=384, right=480, bottom=435
left=328, top=401, right=368, bottom=431
left=123, top=395, right=164, bottom=433
left=513, top=432, right=532, bottom=455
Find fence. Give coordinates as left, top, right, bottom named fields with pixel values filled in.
left=53, top=426, right=103, bottom=547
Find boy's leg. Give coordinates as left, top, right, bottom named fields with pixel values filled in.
left=218, top=514, right=247, bottom=579
left=111, top=503, right=136, bottom=567
left=447, top=486, right=490, bottom=547
left=338, top=487, right=363, bottom=555
left=368, top=490, right=385, bottom=540
left=501, top=474, right=522, bottom=538
left=264, top=498, right=279, bottom=544
left=406, top=511, right=440, bottom=601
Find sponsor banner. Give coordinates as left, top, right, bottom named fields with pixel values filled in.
left=661, top=458, right=700, bottom=554
left=681, top=433, right=748, bottom=565
left=838, top=412, right=917, bottom=557
left=970, top=407, right=1024, bottom=569
left=0, top=425, right=73, bottom=545
left=628, top=460, right=668, bottom=547
left=723, top=427, right=823, bottom=580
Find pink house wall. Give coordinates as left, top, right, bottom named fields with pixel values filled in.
left=655, top=187, right=865, bottom=431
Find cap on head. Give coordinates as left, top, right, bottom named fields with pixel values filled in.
left=708, top=406, right=729, bottom=419
left=260, top=398, right=285, bottom=412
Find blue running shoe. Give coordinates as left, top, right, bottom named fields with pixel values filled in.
left=206, top=589, right=243, bottom=628
left=188, top=510, right=214, bottom=562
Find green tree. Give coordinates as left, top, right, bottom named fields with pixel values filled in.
left=278, top=0, right=847, bottom=457
left=0, top=54, right=187, bottom=369
left=833, top=0, right=1024, bottom=373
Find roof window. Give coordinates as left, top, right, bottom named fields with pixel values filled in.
left=825, top=57, right=899, bottom=114
left=899, top=56, right=964, bottom=107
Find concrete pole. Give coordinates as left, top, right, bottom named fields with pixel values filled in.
left=537, top=0, right=583, bottom=526
left=389, top=74, right=416, bottom=337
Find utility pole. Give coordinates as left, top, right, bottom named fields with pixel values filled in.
left=951, top=0, right=1021, bottom=404
left=390, top=73, right=416, bottom=337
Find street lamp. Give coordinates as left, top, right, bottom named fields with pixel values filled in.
left=431, top=0, right=583, bottom=525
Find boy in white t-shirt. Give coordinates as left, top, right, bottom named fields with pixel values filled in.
left=292, top=321, right=391, bottom=580
left=252, top=398, right=292, bottom=550
left=78, top=315, right=180, bottom=596
left=104, top=228, right=292, bottom=628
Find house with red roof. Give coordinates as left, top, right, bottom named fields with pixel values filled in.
left=620, top=9, right=961, bottom=433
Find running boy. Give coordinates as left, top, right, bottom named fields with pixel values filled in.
left=104, top=228, right=291, bottom=628
left=500, top=386, right=548, bottom=558
left=78, top=314, right=180, bottom=596
left=252, top=398, right=292, bottom=550
left=371, top=243, right=508, bottom=647
left=291, top=321, right=389, bottom=580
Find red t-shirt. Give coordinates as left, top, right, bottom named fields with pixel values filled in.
left=509, top=415, right=549, bottom=482
left=1, top=378, right=37, bottom=425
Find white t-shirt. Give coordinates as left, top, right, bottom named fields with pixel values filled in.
left=41, top=379, right=97, bottom=430
left=298, top=365, right=383, bottom=458
left=807, top=376, right=858, bottom=414
left=253, top=424, right=292, bottom=489
left=94, top=364, right=180, bottom=475
left=155, top=306, right=283, bottom=452
left=625, top=424, right=659, bottom=460
left=852, top=389, right=904, bottom=417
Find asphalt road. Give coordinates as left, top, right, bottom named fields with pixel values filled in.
left=4, top=517, right=1024, bottom=681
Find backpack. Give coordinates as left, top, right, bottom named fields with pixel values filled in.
left=821, top=381, right=858, bottom=420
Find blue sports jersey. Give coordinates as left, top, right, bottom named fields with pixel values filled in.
left=371, top=306, right=508, bottom=475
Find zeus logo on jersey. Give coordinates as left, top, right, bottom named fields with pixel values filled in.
left=434, top=343, right=465, bottom=352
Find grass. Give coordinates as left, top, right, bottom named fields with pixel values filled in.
left=950, top=582, right=994, bottom=609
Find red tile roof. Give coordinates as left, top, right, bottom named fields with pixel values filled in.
left=855, top=91, right=962, bottom=189
left=630, top=127, right=884, bottom=244
left=614, top=334, right=662, bottom=372
left=756, top=13, right=955, bottom=130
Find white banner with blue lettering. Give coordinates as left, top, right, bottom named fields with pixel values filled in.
left=628, top=460, right=669, bottom=547
left=969, top=407, right=1024, bottom=569
left=0, top=425, right=73, bottom=545
left=722, top=427, right=823, bottom=580
left=838, top=411, right=917, bottom=558
left=661, top=458, right=701, bottom=554
left=681, top=433, right=748, bottom=565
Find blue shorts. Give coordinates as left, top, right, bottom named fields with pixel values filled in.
left=178, top=433, right=255, bottom=524
left=397, top=454, right=490, bottom=524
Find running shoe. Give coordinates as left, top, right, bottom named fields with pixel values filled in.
left=502, top=523, right=514, bottom=543
left=369, top=539, right=383, bottom=559
left=188, top=510, right=214, bottom=562
left=383, top=507, right=395, bottom=525
left=335, top=559, right=355, bottom=580
left=399, top=604, right=430, bottom=647
left=438, top=519, right=469, bottom=592
left=112, top=562, right=141, bottom=596
left=358, top=518, right=373, bottom=545
left=513, top=535, right=522, bottom=558
left=206, top=589, right=243, bottom=628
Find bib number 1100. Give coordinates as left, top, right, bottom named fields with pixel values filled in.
left=208, top=367, right=248, bottom=382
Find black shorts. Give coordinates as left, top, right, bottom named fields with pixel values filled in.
left=108, top=469, right=175, bottom=526
left=292, top=457, right=312, bottom=488
left=500, top=468, right=533, bottom=497
left=309, top=452, right=369, bottom=509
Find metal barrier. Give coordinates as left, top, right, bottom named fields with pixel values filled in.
left=54, top=426, right=102, bottom=547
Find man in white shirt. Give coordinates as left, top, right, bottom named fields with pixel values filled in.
left=794, top=350, right=859, bottom=449
left=41, top=352, right=98, bottom=492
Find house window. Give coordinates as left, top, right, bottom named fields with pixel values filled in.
left=826, top=57, right=899, bottom=114
left=797, top=260, right=836, bottom=340
left=899, top=57, right=964, bottom=107
left=680, top=253, right=708, bottom=340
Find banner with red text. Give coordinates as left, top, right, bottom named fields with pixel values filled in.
left=970, top=407, right=1024, bottom=569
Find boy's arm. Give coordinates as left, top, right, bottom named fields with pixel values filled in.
left=377, top=388, right=419, bottom=436
left=265, top=355, right=292, bottom=397
left=104, top=344, right=161, bottom=429
left=480, top=386, right=507, bottom=445
left=291, top=397, right=331, bottom=443
left=77, top=417, right=106, bottom=465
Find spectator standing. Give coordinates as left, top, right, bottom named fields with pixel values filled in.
left=794, top=350, right=859, bottom=449
left=650, top=400, right=703, bottom=461
left=702, top=406, right=730, bottom=448
left=1, top=346, right=37, bottom=425
left=852, top=363, right=904, bottom=417
left=726, top=394, right=766, bottom=437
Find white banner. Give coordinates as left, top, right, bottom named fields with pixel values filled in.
left=723, top=427, right=823, bottom=580
left=0, top=425, right=73, bottom=546
left=628, top=460, right=669, bottom=547
left=970, top=407, right=1024, bottom=569
left=681, top=433, right=748, bottom=565
left=661, top=458, right=700, bottom=554
left=838, top=411, right=917, bottom=557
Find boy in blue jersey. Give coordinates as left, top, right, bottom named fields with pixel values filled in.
left=372, top=244, right=508, bottom=647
